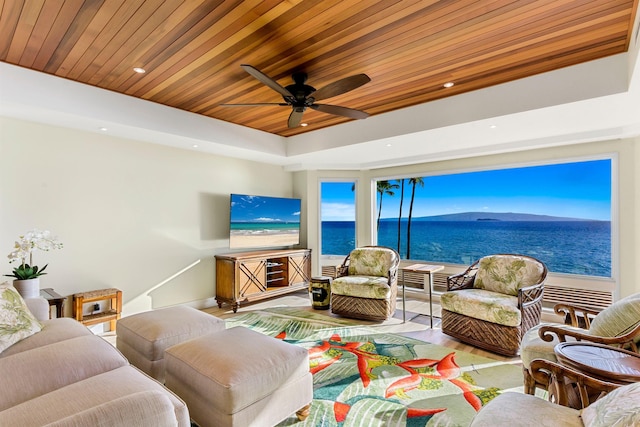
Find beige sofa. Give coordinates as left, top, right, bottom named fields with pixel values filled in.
left=0, top=283, right=189, bottom=426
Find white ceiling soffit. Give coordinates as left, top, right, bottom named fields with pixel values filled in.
left=0, top=62, right=288, bottom=164
left=1, top=51, right=639, bottom=171
left=284, top=52, right=640, bottom=170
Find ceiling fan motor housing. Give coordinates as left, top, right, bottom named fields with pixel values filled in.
left=225, top=65, right=370, bottom=127
left=285, top=72, right=316, bottom=106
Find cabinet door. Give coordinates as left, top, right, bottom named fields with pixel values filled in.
left=288, top=252, right=310, bottom=286
left=238, top=259, right=267, bottom=297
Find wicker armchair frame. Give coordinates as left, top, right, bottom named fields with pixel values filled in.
left=441, top=254, right=547, bottom=356
left=330, top=246, right=400, bottom=321
left=530, top=359, right=620, bottom=409
left=523, top=302, right=640, bottom=394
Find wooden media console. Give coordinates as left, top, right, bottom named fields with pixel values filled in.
left=215, top=248, right=311, bottom=312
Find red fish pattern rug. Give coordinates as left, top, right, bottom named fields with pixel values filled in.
left=225, top=308, right=524, bottom=427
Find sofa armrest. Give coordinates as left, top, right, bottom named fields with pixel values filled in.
left=24, top=297, right=50, bottom=321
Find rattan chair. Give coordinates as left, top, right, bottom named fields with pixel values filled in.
left=440, top=254, right=547, bottom=356
left=470, top=359, right=634, bottom=427
left=330, top=246, right=400, bottom=321
left=520, top=293, right=640, bottom=394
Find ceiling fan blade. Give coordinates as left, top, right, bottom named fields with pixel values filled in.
left=240, top=64, right=294, bottom=99
left=312, top=74, right=371, bottom=101
left=311, top=104, right=369, bottom=119
left=288, top=109, right=305, bottom=128
left=220, top=103, right=288, bottom=107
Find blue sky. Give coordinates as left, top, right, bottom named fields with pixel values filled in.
left=321, top=159, right=611, bottom=221
left=231, top=194, right=301, bottom=222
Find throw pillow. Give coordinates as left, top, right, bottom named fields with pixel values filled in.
left=0, top=281, right=42, bottom=354
left=589, top=293, right=640, bottom=338
left=348, top=247, right=395, bottom=277
left=581, top=382, right=640, bottom=427
left=473, top=255, right=545, bottom=296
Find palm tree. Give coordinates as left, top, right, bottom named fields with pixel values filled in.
left=396, top=179, right=405, bottom=256
left=376, top=180, right=399, bottom=232
left=406, top=177, right=424, bottom=259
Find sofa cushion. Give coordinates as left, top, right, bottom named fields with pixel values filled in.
left=440, top=288, right=521, bottom=327
left=45, top=391, right=179, bottom=427
left=331, top=275, right=390, bottom=299
left=347, top=247, right=395, bottom=277
left=0, top=282, right=42, bottom=354
left=473, top=255, right=545, bottom=296
left=0, top=366, right=190, bottom=426
left=580, top=381, right=640, bottom=427
left=0, top=334, right=127, bottom=411
left=0, top=317, right=92, bottom=358
left=588, top=293, right=640, bottom=339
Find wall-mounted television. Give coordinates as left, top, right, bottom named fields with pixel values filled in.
left=229, top=194, right=301, bottom=249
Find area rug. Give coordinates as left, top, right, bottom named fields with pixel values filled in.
left=225, top=307, right=524, bottom=427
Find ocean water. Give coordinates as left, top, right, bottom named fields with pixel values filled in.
left=321, top=220, right=611, bottom=277
left=230, top=221, right=300, bottom=235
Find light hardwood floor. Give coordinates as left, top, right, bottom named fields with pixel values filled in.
left=101, top=290, right=523, bottom=368
left=200, top=289, right=523, bottom=366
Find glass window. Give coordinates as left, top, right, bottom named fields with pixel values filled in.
left=374, top=159, right=612, bottom=278
left=320, top=181, right=356, bottom=256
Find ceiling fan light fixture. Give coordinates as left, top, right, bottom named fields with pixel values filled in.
left=224, top=65, right=371, bottom=128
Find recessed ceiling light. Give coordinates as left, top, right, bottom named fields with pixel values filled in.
left=99, top=127, right=108, bottom=131
left=386, top=143, right=392, bottom=147
left=133, top=67, right=146, bottom=74
left=489, top=124, right=497, bottom=129
left=192, top=144, right=199, bottom=148
left=300, top=123, right=308, bottom=127
left=443, top=82, right=454, bottom=88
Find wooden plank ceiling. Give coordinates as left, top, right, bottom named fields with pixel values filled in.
left=1, top=0, right=638, bottom=137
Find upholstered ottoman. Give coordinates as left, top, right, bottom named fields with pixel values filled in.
left=164, top=326, right=312, bottom=427
left=116, top=305, right=225, bottom=382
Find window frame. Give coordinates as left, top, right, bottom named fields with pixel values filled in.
left=371, top=153, right=619, bottom=284
left=318, top=178, right=359, bottom=261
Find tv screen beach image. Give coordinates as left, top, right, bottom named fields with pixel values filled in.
left=230, top=194, right=301, bottom=248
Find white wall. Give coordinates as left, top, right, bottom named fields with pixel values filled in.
left=301, top=138, right=640, bottom=299
left=1, top=117, right=296, bottom=315
left=3, top=116, right=638, bottom=321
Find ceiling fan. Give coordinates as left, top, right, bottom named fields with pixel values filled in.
left=221, top=64, right=371, bottom=128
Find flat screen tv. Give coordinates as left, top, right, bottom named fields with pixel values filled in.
left=229, top=194, right=301, bottom=249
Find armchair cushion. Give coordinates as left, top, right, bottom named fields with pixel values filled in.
left=588, top=293, right=640, bottom=339
left=0, top=282, right=42, bottom=354
left=440, top=289, right=521, bottom=327
left=347, top=247, right=395, bottom=277
left=580, top=381, right=640, bottom=427
left=474, top=255, right=546, bottom=296
left=331, top=276, right=390, bottom=299
left=520, top=323, right=587, bottom=368
left=469, top=392, right=582, bottom=427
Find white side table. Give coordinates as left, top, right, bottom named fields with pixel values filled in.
left=401, top=264, right=444, bottom=327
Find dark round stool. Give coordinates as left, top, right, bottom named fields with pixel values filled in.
left=309, top=276, right=332, bottom=310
